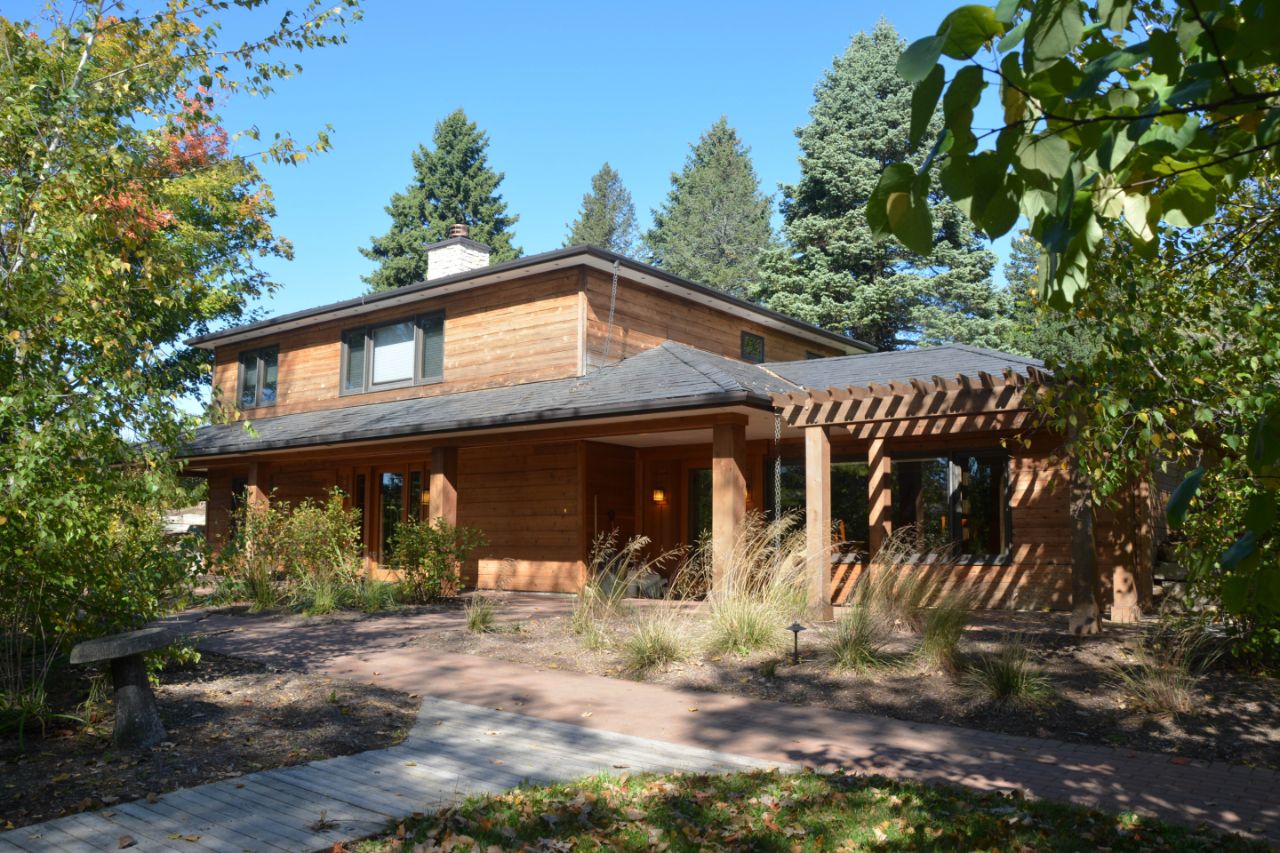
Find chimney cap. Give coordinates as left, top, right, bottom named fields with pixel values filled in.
left=447, top=223, right=469, bottom=239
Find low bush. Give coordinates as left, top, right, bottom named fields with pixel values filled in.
left=355, top=578, right=400, bottom=613
left=388, top=517, right=487, bottom=604
left=967, top=638, right=1053, bottom=707
left=621, top=614, right=686, bottom=673
left=465, top=595, right=497, bottom=634
left=830, top=605, right=890, bottom=672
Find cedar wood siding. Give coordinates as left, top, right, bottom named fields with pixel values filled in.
left=212, top=271, right=582, bottom=417
left=582, top=268, right=844, bottom=368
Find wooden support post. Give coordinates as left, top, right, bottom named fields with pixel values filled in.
left=805, top=426, right=833, bottom=621
left=245, top=461, right=270, bottom=509
left=867, top=438, right=891, bottom=559
left=429, top=446, right=459, bottom=526
left=711, top=422, right=747, bottom=593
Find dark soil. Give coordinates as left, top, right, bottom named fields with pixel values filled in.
left=0, top=653, right=419, bottom=830
left=416, top=603, right=1280, bottom=770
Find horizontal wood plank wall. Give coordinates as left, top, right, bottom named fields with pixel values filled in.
left=583, top=441, right=637, bottom=549
left=268, top=464, right=339, bottom=507
left=458, top=441, right=584, bottom=592
left=212, top=271, right=581, bottom=417
left=582, top=269, right=843, bottom=369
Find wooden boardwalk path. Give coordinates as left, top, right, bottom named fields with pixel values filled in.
left=0, top=697, right=792, bottom=852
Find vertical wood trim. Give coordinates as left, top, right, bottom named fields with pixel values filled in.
left=711, top=422, right=747, bottom=591
left=577, top=440, right=589, bottom=588
left=576, top=269, right=588, bottom=377
left=246, top=461, right=270, bottom=508
left=805, top=426, right=833, bottom=620
left=429, top=447, right=459, bottom=525
left=868, top=437, right=891, bottom=558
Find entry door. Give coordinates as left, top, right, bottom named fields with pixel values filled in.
left=370, top=464, right=426, bottom=566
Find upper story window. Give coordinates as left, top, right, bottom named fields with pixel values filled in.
left=740, top=331, right=765, bottom=363
left=341, top=311, right=444, bottom=395
left=237, top=346, right=278, bottom=409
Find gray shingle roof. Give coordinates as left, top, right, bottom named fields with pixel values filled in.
left=183, top=342, right=1043, bottom=458
left=764, top=344, right=1044, bottom=390
left=183, top=342, right=800, bottom=458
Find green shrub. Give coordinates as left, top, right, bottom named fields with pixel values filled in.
left=465, top=595, right=497, bottom=633
left=214, top=488, right=364, bottom=613
left=830, top=605, right=890, bottom=672
left=389, top=517, right=487, bottom=603
left=622, top=615, right=686, bottom=673
left=967, top=639, right=1053, bottom=707
left=918, top=590, right=972, bottom=671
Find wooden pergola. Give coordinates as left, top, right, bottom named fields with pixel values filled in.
left=771, top=368, right=1050, bottom=619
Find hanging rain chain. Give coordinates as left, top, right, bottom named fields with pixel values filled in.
left=601, top=260, right=620, bottom=362
left=774, top=409, right=783, bottom=554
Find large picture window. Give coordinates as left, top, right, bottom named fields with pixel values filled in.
left=341, top=311, right=445, bottom=395
left=237, top=346, right=278, bottom=409
left=892, top=452, right=1011, bottom=559
left=768, top=449, right=1011, bottom=561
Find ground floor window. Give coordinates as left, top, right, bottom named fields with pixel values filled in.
left=768, top=449, right=1010, bottom=561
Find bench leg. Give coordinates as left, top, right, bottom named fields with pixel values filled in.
left=110, top=653, right=166, bottom=749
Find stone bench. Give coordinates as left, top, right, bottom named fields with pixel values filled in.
left=70, top=626, right=173, bottom=749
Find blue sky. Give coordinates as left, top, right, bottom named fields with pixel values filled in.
left=20, top=0, right=1010, bottom=321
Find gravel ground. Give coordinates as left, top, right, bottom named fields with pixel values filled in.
left=0, top=652, right=419, bottom=830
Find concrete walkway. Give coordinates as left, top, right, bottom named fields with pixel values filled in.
left=167, top=604, right=1280, bottom=845
left=0, top=697, right=787, bottom=852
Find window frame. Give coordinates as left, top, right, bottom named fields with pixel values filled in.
left=740, top=331, right=766, bottom=364
left=339, top=310, right=445, bottom=396
left=236, top=345, right=279, bottom=410
left=891, top=450, right=1013, bottom=563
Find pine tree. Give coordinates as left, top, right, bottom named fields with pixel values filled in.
left=753, top=20, right=1007, bottom=351
left=564, top=163, right=638, bottom=254
left=361, top=109, right=519, bottom=291
left=642, top=118, right=773, bottom=298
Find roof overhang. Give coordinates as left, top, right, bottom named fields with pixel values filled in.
left=185, top=246, right=872, bottom=355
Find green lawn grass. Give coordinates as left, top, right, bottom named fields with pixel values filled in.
left=359, top=768, right=1263, bottom=851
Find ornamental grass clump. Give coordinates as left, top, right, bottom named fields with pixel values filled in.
left=918, top=589, right=974, bottom=672
left=967, top=636, right=1053, bottom=708
left=621, top=613, right=686, bottom=674
left=830, top=605, right=891, bottom=672
left=1109, top=621, right=1220, bottom=717
left=573, top=532, right=677, bottom=649
left=700, top=513, right=808, bottom=656
left=465, top=595, right=497, bottom=634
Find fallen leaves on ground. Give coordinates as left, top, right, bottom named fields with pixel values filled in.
left=354, top=769, right=1264, bottom=852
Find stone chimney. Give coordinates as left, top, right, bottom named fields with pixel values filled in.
left=425, top=223, right=492, bottom=280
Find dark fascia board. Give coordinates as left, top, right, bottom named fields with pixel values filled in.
left=184, top=245, right=873, bottom=354
left=181, top=389, right=766, bottom=460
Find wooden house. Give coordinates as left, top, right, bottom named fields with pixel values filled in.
left=183, top=228, right=1154, bottom=618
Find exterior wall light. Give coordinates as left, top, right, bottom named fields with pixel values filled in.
left=652, top=488, right=666, bottom=504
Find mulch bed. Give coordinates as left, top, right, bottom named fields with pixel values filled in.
left=0, top=652, right=419, bottom=830
left=416, top=604, right=1280, bottom=770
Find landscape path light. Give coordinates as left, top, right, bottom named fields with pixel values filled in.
left=787, top=621, right=806, bottom=665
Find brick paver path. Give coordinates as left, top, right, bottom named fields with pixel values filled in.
left=0, top=697, right=786, bottom=852
left=165, top=603, right=1280, bottom=845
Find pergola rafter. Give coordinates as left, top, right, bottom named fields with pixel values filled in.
left=777, top=367, right=1050, bottom=618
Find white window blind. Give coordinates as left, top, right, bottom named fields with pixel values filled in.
left=371, top=321, right=415, bottom=384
